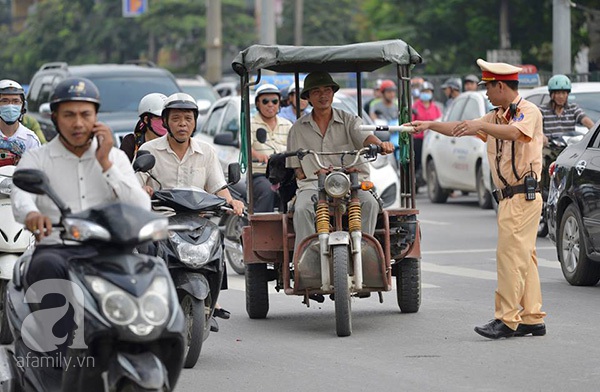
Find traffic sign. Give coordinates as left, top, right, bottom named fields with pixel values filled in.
left=122, top=0, right=148, bottom=18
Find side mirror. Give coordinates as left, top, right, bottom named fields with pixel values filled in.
left=13, top=169, right=71, bottom=215
left=256, top=128, right=267, bottom=144
left=227, top=163, right=241, bottom=185
left=133, top=153, right=156, bottom=173
left=214, top=132, right=238, bottom=147
left=39, top=103, right=52, bottom=118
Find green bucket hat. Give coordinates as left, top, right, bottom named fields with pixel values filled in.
left=300, top=72, right=340, bottom=100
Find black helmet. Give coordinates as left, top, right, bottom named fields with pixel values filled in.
left=50, top=77, right=101, bottom=112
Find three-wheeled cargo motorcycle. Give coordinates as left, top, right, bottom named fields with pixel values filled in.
left=232, top=40, right=423, bottom=336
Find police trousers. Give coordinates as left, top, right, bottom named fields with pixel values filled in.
left=495, top=193, right=546, bottom=329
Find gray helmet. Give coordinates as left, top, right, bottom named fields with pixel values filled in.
left=464, top=74, right=480, bottom=84
left=421, top=81, right=435, bottom=92
left=441, top=78, right=462, bottom=91
left=300, top=72, right=340, bottom=100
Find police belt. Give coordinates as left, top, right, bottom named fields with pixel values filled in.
left=492, top=182, right=540, bottom=201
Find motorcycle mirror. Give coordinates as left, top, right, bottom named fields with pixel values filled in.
left=227, top=163, right=241, bottom=185
left=214, top=132, right=237, bottom=147
left=256, top=128, right=267, bottom=144
left=13, top=169, right=71, bottom=215
left=133, top=153, right=156, bottom=173
left=136, top=150, right=151, bottom=157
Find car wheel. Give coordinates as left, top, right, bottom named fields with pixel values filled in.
left=476, top=165, right=492, bottom=209
left=426, top=160, right=449, bottom=203
left=557, top=204, right=600, bottom=286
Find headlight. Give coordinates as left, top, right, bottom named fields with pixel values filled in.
left=324, top=172, right=350, bottom=198
left=85, top=276, right=171, bottom=332
left=138, top=218, right=169, bottom=242
left=63, top=218, right=111, bottom=242
left=0, top=178, right=12, bottom=195
left=140, top=276, right=169, bottom=326
left=170, top=228, right=220, bottom=269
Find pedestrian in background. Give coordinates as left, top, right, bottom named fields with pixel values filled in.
left=463, top=74, right=480, bottom=92
left=409, top=59, right=546, bottom=340
left=411, top=81, right=442, bottom=188
left=440, top=77, right=462, bottom=113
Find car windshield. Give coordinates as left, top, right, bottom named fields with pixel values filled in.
left=90, top=76, right=180, bottom=112
left=180, top=85, right=219, bottom=103
left=569, top=92, right=600, bottom=123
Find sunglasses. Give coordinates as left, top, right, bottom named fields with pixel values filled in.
left=261, top=98, right=279, bottom=105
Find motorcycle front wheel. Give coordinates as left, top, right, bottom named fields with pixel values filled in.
left=332, top=245, right=351, bottom=337
left=180, top=294, right=205, bottom=368
left=224, top=215, right=247, bottom=275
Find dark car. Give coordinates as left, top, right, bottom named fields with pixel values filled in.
left=26, top=62, right=182, bottom=146
left=547, top=120, right=600, bottom=286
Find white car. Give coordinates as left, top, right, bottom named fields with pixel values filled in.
left=193, top=93, right=402, bottom=209
left=421, top=91, right=495, bottom=209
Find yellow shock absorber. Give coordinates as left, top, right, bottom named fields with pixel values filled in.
left=316, top=202, right=329, bottom=234
left=348, top=201, right=362, bottom=232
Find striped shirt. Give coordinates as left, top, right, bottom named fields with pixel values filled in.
left=539, top=102, right=586, bottom=134
left=250, top=113, right=292, bottom=174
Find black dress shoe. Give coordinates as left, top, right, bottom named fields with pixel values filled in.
left=515, top=323, right=546, bottom=337
left=474, top=319, right=515, bottom=339
left=213, top=308, right=231, bottom=319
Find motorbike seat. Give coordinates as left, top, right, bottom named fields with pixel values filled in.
left=12, top=248, right=34, bottom=290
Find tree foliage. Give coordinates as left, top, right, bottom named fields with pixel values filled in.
left=1, top=0, right=599, bottom=84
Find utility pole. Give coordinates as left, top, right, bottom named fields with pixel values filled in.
left=553, top=0, right=572, bottom=74
left=294, top=0, right=303, bottom=46
left=499, top=0, right=510, bottom=49
left=258, top=0, right=276, bottom=44
left=206, top=0, right=222, bottom=83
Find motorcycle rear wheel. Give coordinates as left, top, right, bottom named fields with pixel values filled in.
left=180, top=295, right=205, bottom=368
left=332, top=245, right=351, bottom=337
left=0, top=280, right=13, bottom=344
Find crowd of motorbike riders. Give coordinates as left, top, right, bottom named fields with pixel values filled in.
left=0, top=71, right=594, bottom=375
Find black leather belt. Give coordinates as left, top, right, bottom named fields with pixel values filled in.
left=492, top=183, right=540, bottom=201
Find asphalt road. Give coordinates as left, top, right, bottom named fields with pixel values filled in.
left=177, top=192, right=600, bottom=392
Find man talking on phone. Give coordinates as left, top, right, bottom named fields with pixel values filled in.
left=12, top=77, right=150, bottom=361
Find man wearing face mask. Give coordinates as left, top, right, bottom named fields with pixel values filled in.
left=0, top=79, right=41, bottom=151
left=120, top=93, right=168, bottom=162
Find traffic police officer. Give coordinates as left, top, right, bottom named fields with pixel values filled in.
left=408, top=59, right=546, bottom=339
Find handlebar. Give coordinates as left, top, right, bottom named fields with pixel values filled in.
left=280, top=145, right=381, bottom=170
left=358, top=125, right=416, bottom=133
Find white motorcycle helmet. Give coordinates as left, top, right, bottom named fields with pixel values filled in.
left=0, top=79, right=26, bottom=124
left=161, top=93, right=199, bottom=142
left=138, top=93, right=167, bottom=117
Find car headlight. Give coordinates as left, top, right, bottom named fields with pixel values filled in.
left=324, top=172, right=350, bottom=198
left=138, top=218, right=169, bottom=242
left=85, top=276, right=171, bottom=333
left=170, top=229, right=220, bottom=269
left=63, top=218, right=111, bottom=242
left=0, top=178, right=12, bottom=195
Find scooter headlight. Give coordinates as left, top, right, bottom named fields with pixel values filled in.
left=63, top=218, right=111, bottom=242
left=170, top=229, right=220, bottom=269
left=324, top=172, right=350, bottom=198
left=140, top=277, right=169, bottom=326
left=103, top=291, right=138, bottom=325
left=138, top=218, right=169, bottom=242
left=0, top=177, right=12, bottom=195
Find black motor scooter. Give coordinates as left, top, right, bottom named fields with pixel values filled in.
left=139, top=159, right=241, bottom=369
left=1, top=160, right=185, bottom=392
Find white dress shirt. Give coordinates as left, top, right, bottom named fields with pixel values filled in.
left=137, top=136, right=226, bottom=193
left=12, top=137, right=151, bottom=242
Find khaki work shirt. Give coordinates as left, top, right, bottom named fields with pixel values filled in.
left=250, top=113, right=292, bottom=174
left=137, top=136, right=226, bottom=193
left=286, top=108, right=372, bottom=191
left=477, top=96, right=543, bottom=188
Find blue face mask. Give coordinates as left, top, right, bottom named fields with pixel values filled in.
left=420, top=92, right=433, bottom=101
left=411, top=88, right=421, bottom=98
left=0, top=104, right=22, bottom=124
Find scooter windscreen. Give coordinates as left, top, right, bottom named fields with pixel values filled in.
left=153, top=188, right=226, bottom=212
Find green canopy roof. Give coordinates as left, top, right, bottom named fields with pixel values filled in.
left=232, top=40, right=422, bottom=75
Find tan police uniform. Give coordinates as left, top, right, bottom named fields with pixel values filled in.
left=476, top=59, right=546, bottom=330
